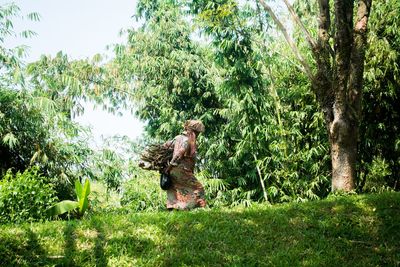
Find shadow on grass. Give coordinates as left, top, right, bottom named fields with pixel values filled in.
left=59, top=218, right=108, bottom=266
left=358, top=193, right=400, bottom=266
left=0, top=216, right=155, bottom=266
left=58, top=216, right=154, bottom=266
left=0, top=226, right=59, bottom=266
left=1, top=193, right=399, bottom=266
left=151, top=194, right=400, bottom=267
left=63, top=221, right=77, bottom=266
left=91, top=218, right=107, bottom=267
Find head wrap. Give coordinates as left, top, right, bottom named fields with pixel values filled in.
left=183, top=120, right=205, bottom=157
left=184, top=120, right=205, bottom=133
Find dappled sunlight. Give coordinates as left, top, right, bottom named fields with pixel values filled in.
left=78, top=228, right=99, bottom=239
left=0, top=193, right=399, bottom=266
left=1, top=0, right=399, bottom=266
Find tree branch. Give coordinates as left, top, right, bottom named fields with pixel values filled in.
left=333, top=0, right=354, bottom=105
left=257, top=0, right=313, bottom=80
left=310, top=0, right=334, bottom=125
left=348, top=0, right=373, bottom=119
left=317, top=0, right=333, bottom=56
left=281, top=0, right=318, bottom=51
left=253, top=153, right=268, bottom=203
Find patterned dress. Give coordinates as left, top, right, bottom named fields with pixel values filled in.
left=164, top=134, right=206, bottom=210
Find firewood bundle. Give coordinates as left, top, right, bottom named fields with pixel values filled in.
left=139, top=143, right=173, bottom=171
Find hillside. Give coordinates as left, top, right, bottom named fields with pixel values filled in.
left=1, top=192, right=399, bottom=266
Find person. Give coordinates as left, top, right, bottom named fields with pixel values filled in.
left=163, top=120, right=206, bottom=210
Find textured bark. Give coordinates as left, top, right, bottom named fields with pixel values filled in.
left=349, top=0, right=373, bottom=117
left=329, top=106, right=357, bottom=191
left=328, top=0, right=372, bottom=191
left=314, top=0, right=334, bottom=126
left=258, top=0, right=373, bottom=192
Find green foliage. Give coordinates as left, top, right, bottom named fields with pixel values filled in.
left=0, top=2, right=35, bottom=83
left=94, top=148, right=124, bottom=193
left=47, top=179, right=91, bottom=218
left=27, top=52, right=130, bottom=117
left=88, top=181, right=122, bottom=213
left=1, top=2, right=137, bottom=211
left=359, top=0, right=400, bottom=192
left=362, top=157, right=393, bottom=193
left=128, top=0, right=400, bottom=204
left=75, top=179, right=91, bottom=215
left=0, top=88, right=46, bottom=174
left=198, top=170, right=256, bottom=207
left=47, top=200, right=79, bottom=217
left=113, top=2, right=223, bottom=139
left=2, top=0, right=399, bottom=212
left=0, top=86, right=94, bottom=200
left=0, top=192, right=399, bottom=266
left=0, top=167, right=58, bottom=224
left=90, top=136, right=140, bottom=195
left=122, top=1, right=331, bottom=205
left=284, top=0, right=400, bottom=194
left=120, top=170, right=165, bottom=212
left=0, top=4, right=97, bottom=201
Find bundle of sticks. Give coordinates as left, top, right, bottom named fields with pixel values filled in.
left=139, top=143, right=174, bottom=171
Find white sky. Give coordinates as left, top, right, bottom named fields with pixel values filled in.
left=1, top=0, right=144, bottom=145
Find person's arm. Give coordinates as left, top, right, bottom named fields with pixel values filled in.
left=164, top=137, right=189, bottom=173
left=163, top=139, right=174, bottom=149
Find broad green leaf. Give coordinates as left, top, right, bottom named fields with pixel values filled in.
left=75, top=180, right=82, bottom=202
left=78, top=179, right=90, bottom=215
left=47, top=200, right=78, bottom=217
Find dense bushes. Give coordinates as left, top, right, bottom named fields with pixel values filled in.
left=121, top=169, right=260, bottom=211
left=116, top=1, right=333, bottom=205
left=0, top=86, right=94, bottom=201
left=0, top=6, right=94, bottom=201
left=359, top=0, right=400, bottom=192
left=119, top=0, right=400, bottom=205
left=0, top=167, right=58, bottom=224
left=0, top=0, right=399, bottom=219
left=120, top=170, right=165, bottom=212
left=0, top=89, right=46, bottom=174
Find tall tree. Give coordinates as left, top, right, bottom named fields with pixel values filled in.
left=258, top=0, right=373, bottom=191
left=130, top=0, right=332, bottom=204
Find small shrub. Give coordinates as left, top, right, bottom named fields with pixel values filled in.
left=197, top=170, right=257, bottom=208
left=363, top=156, right=394, bottom=193
left=0, top=167, right=58, bottom=224
left=47, top=179, right=91, bottom=219
left=120, top=170, right=165, bottom=212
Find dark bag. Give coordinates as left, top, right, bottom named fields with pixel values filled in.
left=160, top=172, right=172, bottom=190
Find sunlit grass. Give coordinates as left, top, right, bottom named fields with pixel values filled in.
left=1, top=192, right=399, bottom=266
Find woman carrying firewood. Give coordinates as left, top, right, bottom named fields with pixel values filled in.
left=162, top=120, right=206, bottom=210
left=139, top=120, right=206, bottom=210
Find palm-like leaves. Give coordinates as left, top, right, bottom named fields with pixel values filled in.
left=47, top=179, right=91, bottom=218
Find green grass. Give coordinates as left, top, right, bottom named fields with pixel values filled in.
left=1, top=192, right=399, bottom=267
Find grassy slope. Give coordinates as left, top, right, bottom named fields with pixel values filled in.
left=1, top=193, right=399, bottom=267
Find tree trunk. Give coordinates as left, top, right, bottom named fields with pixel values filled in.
left=329, top=109, right=357, bottom=191
left=258, top=0, right=372, bottom=192
left=328, top=0, right=372, bottom=192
